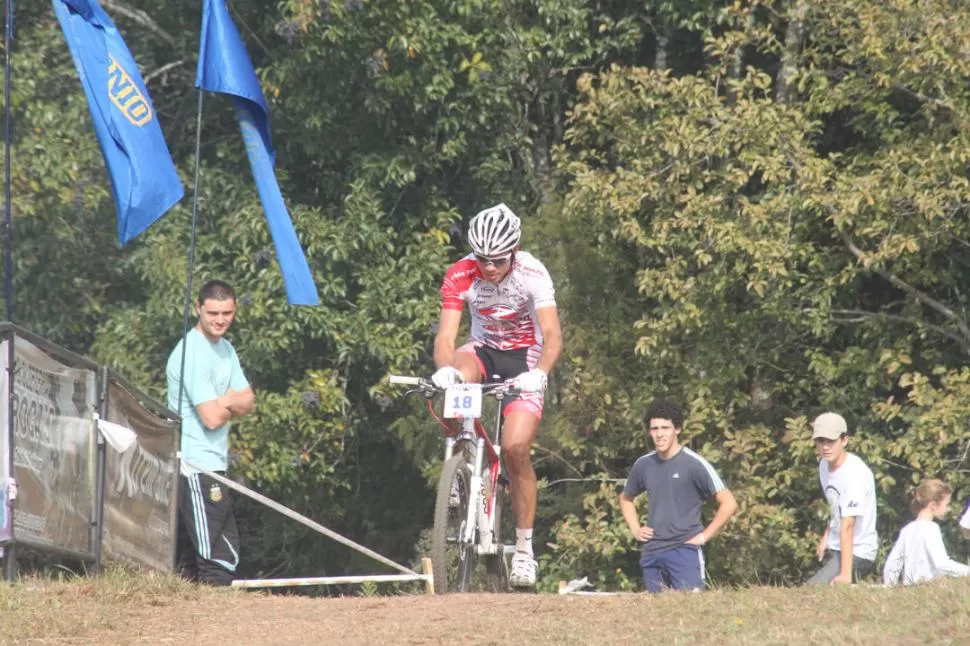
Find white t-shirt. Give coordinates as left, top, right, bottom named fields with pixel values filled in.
left=819, top=453, right=878, bottom=561
left=882, top=519, right=970, bottom=585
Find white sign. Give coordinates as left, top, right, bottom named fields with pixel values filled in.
left=101, top=379, right=178, bottom=572
left=443, top=383, right=483, bottom=419
left=4, top=336, right=96, bottom=552
left=0, top=340, right=9, bottom=542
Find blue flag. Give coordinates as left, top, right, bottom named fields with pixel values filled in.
left=196, top=0, right=319, bottom=306
left=52, top=0, right=184, bottom=244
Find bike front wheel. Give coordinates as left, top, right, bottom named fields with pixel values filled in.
left=483, top=480, right=509, bottom=592
left=431, top=454, right=475, bottom=593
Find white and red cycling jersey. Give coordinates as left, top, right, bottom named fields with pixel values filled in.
left=440, top=251, right=556, bottom=351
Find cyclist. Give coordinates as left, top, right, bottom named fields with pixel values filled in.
left=431, top=203, right=563, bottom=589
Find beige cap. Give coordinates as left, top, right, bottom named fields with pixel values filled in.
left=812, top=412, right=847, bottom=440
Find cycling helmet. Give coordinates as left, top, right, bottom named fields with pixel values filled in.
left=467, top=203, right=521, bottom=257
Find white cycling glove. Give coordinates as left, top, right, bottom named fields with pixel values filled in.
left=431, top=366, right=464, bottom=389
left=512, top=368, right=548, bottom=393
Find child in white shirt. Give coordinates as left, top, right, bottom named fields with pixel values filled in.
left=883, top=479, right=970, bottom=586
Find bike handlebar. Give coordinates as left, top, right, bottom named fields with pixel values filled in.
left=387, top=375, right=519, bottom=396
left=388, top=375, right=425, bottom=386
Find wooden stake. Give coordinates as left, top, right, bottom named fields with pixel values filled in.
left=422, top=557, right=435, bottom=595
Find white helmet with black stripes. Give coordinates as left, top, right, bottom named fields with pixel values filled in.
left=467, top=203, right=521, bottom=257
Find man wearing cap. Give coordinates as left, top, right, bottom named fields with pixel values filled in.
left=807, top=412, right=878, bottom=585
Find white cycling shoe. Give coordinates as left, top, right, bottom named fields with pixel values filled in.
left=509, top=551, right=538, bottom=588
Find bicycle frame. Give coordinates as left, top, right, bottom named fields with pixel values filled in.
left=389, top=375, right=513, bottom=561
left=445, top=388, right=508, bottom=556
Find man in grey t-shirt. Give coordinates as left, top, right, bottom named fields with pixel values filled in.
left=619, top=399, right=738, bottom=592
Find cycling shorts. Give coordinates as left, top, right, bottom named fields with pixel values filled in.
left=456, top=340, right=543, bottom=420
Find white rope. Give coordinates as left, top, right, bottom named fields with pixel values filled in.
left=231, top=573, right=429, bottom=589
left=183, top=459, right=419, bottom=577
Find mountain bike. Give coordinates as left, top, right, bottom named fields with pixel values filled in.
left=388, top=375, right=516, bottom=593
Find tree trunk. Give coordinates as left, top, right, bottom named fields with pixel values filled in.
left=775, top=0, right=810, bottom=105
left=726, top=11, right=756, bottom=105
left=655, top=25, right=671, bottom=71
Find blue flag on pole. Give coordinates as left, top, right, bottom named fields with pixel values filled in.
left=52, top=0, right=184, bottom=244
left=196, top=0, right=319, bottom=306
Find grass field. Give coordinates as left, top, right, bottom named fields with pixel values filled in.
left=1, top=569, right=969, bottom=644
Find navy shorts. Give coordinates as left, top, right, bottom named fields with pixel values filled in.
left=640, top=544, right=705, bottom=593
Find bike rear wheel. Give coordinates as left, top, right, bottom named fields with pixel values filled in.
left=431, top=454, right=475, bottom=593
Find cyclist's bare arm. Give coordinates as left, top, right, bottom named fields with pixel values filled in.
left=433, top=307, right=463, bottom=368
left=534, top=305, right=563, bottom=375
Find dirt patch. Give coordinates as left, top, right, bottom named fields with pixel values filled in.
left=4, top=577, right=970, bottom=645
left=84, top=593, right=653, bottom=645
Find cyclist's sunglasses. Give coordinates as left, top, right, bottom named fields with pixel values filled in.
left=474, top=254, right=511, bottom=266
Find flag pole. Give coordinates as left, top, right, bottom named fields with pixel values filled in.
left=171, top=87, right=203, bottom=571
left=3, top=0, right=12, bottom=322
left=2, top=0, right=14, bottom=582
left=175, top=87, right=205, bottom=443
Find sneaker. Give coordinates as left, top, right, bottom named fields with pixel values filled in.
left=509, top=551, right=537, bottom=588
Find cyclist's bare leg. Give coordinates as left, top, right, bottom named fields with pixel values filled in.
left=502, top=410, right=540, bottom=530
left=453, top=352, right=483, bottom=384
left=504, top=409, right=540, bottom=587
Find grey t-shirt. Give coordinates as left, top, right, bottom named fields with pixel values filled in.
left=623, top=447, right=726, bottom=555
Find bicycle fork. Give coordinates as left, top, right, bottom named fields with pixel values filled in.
left=446, top=417, right=502, bottom=557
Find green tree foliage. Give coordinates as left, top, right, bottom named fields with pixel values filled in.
left=546, top=0, right=970, bottom=586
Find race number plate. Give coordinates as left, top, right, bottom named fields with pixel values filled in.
left=443, top=383, right=483, bottom=419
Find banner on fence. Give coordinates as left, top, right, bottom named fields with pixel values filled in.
left=0, top=337, right=97, bottom=553
left=0, top=337, right=10, bottom=543
left=100, top=378, right=179, bottom=571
